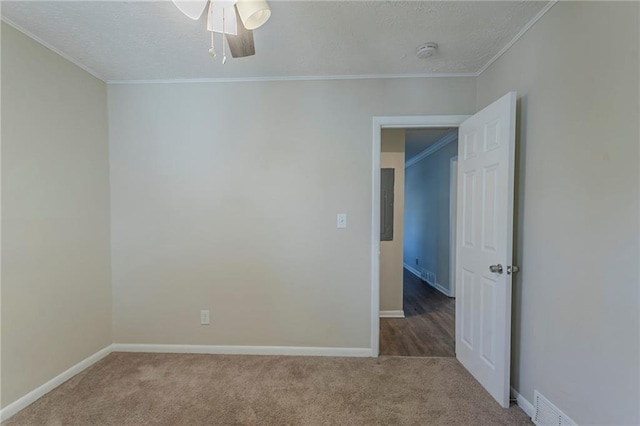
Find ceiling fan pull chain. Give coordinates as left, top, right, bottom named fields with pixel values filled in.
left=222, top=37, right=227, bottom=64
left=222, top=9, right=228, bottom=64
left=209, top=31, right=216, bottom=57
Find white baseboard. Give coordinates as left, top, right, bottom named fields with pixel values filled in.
left=403, top=263, right=422, bottom=279
left=111, top=344, right=374, bottom=358
left=431, top=281, right=452, bottom=297
left=379, top=310, right=405, bottom=318
left=403, top=264, right=453, bottom=297
left=511, top=386, right=535, bottom=419
left=0, top=345, right=112, bottom=422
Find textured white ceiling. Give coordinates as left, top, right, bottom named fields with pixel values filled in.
left=405, top=128, right=456, bottom=162
left=1, top=1, right=550, bottom=81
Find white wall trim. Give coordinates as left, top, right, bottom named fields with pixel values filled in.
left=403, top=263, right=422, bottom=280
left=0, top=16, right=106, bottom=82
left=107, top=73, right=476, bottom=85
left=372, top=115, right=469, bottom=357
left=449, top=156, right=458, bottom=298
left=403, top=263, right=452, bottom=298
left=112, top=344, right=373, bottom=358
left=379, top=310, right=405, bottom=318
left=0, top=345, right=112, bottom=422
left=476, top=1, right=558, bottom=75
left=431, top=281, right=453, bottom=298
left=511, top=387, right=535, bottom=419
left=372, top=120, right=382, bottom=357
left=373, top=116, right=471, bottom=130
left=405, top=131, right=458, bottom=169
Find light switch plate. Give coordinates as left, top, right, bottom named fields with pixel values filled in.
left=337, top=213, right=347, bottom=229
left=200, top=310, right=210, bottom=325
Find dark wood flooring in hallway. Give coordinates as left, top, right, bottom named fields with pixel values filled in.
left=380, top=269, right=455, bottom=357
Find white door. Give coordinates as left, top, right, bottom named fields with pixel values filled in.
left=455, top=91, right=517, bottom=408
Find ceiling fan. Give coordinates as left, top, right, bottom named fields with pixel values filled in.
left=171, top=0, right=271, bottom=62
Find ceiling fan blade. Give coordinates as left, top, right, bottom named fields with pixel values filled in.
left=226, top=7, right=255, bottom=58
left=171, top=0, right=209, bottom=20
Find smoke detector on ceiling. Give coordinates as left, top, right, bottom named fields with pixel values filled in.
left=416, top=43, right=438, bottom=59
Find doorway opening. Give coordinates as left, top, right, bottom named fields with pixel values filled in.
left=378, top=127, right=459, bottom=357
left=370, top=115, right=469, bottom=358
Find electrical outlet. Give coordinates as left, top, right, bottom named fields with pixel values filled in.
left=200, top=310, right=210, bottom=325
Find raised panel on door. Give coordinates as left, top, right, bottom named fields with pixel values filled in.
left=480, top=275, right=497, bottom=368
left=464, top=131, right=478, bottom=160
left=462, top=170, right=476, bottom=249
left=483, top=119, right=501, bottom=153
left=460, top=268, right=475, bottom=350
left=482, top=164, right=499, bottom=254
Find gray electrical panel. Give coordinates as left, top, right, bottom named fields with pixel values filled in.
left=380, top=168, right=394, bottom=241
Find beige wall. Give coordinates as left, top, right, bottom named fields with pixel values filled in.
left=108, top=78, right=476, bottom=348
left=477, top=2, right=639, bottom=424
left=403, top=138, right=457, bottom=294
left=379, top=129, right=405, bottom=312
left=1, top=23, right=112, bottom=407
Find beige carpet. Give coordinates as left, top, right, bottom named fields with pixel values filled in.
left=5, top=353, right=531, bottom=425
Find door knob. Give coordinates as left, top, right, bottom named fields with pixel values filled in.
left=489, top=264, right=503, bottom=274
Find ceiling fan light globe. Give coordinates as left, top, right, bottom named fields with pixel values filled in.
left=236, top=0, right=271, bottom=30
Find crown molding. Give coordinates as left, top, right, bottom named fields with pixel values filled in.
left=476, top=0, right=557, bottom=76
left=106, top=73, right=477, bottom=85
left=0, top=16, right=106, bottom=82
left=405, top=131, right=458, bottom=169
